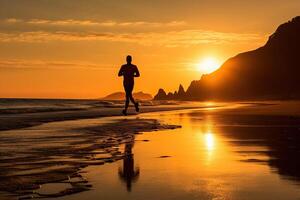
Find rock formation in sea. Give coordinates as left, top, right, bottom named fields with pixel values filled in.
left=154, top=84, right=186, bottom=100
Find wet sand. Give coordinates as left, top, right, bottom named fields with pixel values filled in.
left=0, top=116, right=180, bottom=199
left=59, top=101, right=300, bottom=200
left=1, top=101, right=300, bottom=199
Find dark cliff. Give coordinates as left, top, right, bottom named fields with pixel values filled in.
left=155, top=16, right=300, bottom=101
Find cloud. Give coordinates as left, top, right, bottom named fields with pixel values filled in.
left=0, top=59, right=193, bottom=71
left=0, top=59, right=112, bottom=70
left=3, top=18, right=186, bottom=27
left=0, top=18, right=264, bottom=47
left=4, top=18, right=23, bottom=23
left=0, top=29, right=264, bottom=47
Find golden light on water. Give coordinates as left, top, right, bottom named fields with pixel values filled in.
left=204, top=132, right=215, bottom=151
left=202, top=131, right=216, bottom=165
left=197, top=57, right=221, bottom=74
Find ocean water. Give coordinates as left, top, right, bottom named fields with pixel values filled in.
left=0, top=98, right=193, bottom=116
left=0, top=98, right=185, bottom=115
left=0, top=98, right=128, bottom=115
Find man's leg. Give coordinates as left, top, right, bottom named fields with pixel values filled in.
left=128, top=93, right=139, bottom=112
left=123, top=82, right=139, bottom=114
left=129, top=93, right=139, bottom=112
left=128, top=93, right=136, bottom=105
left=122, top=91, right=130, bottom=115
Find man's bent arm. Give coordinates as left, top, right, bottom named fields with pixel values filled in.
left=118, top=66, right=123, bottom=77
left=134, top=66, right=140, bottom=77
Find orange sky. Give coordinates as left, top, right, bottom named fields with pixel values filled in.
left=0, top=0, right=299, bottom=99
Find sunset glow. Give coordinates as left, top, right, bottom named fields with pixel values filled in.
left=197, top=57, right=222, bottom=74
left=0, top=1, right=298, bottom=98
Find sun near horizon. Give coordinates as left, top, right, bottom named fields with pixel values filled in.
left=196, top=57, right=222, bottom=74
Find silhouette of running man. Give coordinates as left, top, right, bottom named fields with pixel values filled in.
left=118, top=55, right=140, bottom=115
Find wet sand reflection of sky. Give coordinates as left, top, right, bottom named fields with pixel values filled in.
left=60, top=104, right=300, bottom=200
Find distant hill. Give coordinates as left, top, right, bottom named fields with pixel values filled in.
left=102, top=91, right=153, bottom=100
left=155, top=16, right=300, bottom=101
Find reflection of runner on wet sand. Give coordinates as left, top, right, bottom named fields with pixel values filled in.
left=118, top=137, right=140, bottom=192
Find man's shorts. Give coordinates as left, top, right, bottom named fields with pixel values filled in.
left=123, top=81, right=134, bottom=94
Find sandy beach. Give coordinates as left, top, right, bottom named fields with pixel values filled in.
left=1, top=101, right=300, bottom=199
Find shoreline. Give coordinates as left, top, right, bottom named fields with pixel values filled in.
left=0, top=104, right=218, bottom=132
left=2, top=100, right=300, bottom=132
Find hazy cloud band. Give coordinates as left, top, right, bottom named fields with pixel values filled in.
left=3, top=18, right=186, bottom=27
left=0, top=30, right=263, bottom=47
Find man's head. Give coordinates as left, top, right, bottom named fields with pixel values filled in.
left=126, top=55, right=132, bottom=64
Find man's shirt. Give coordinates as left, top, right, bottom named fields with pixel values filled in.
left=118, top=64, right=140, bottom=84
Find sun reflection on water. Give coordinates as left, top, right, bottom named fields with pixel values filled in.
left=204, top=132, right=215, bottom=151
left=203, top=131, right=216, bottom=165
